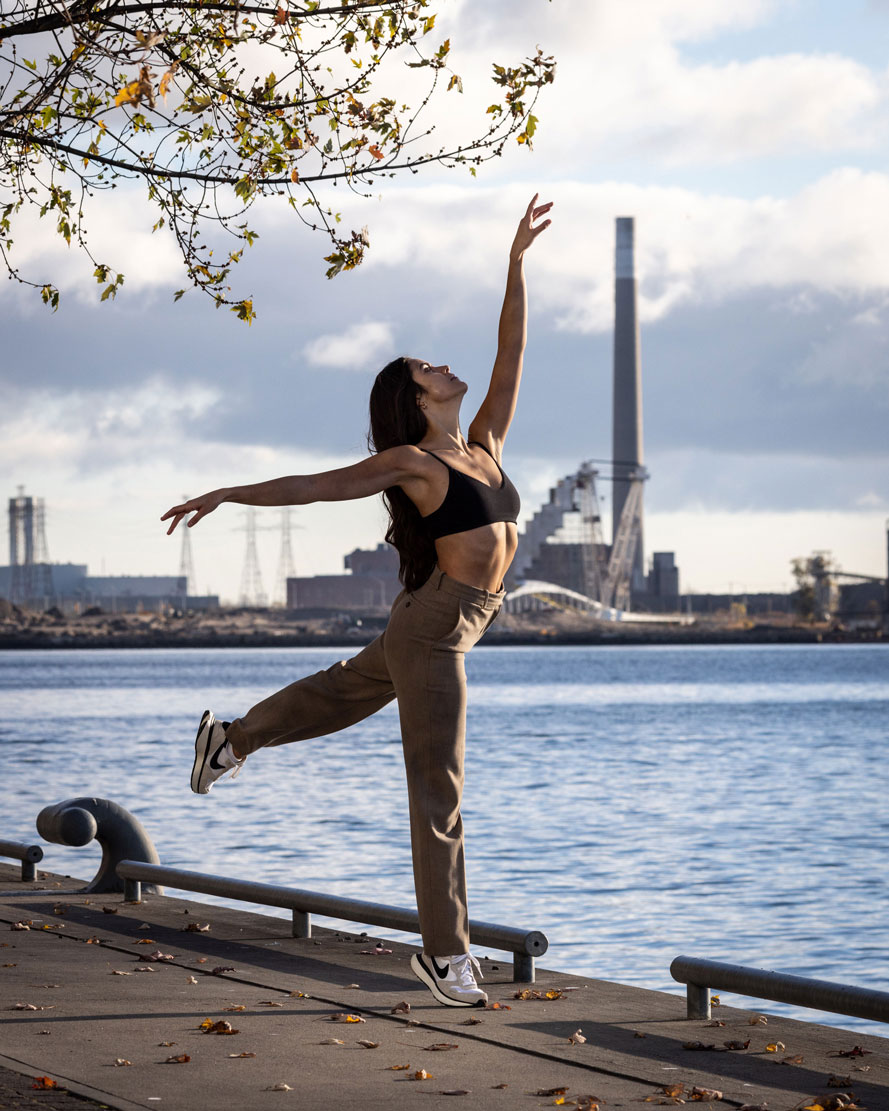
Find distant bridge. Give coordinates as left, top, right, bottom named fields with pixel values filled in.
left=504, top=580, right=694, bottom=625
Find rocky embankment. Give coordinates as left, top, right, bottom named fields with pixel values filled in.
left=0, top=599, right=879, bottom=648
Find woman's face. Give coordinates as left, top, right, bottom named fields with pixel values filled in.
left=408, top=357, right=467, bottom=404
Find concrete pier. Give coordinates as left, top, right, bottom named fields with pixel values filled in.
left=2, top=864, right=886, bottom=1111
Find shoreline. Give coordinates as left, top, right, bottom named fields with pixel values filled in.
left=1, top=626, right=884, bottom=649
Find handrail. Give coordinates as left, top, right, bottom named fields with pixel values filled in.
left=0, top=838, right=44, bottom=882
left=117, top=859, right=547, bottom=983
left=671, top=955, right=889, bottom=1024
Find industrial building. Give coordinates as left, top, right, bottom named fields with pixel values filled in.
left=505, top=217, right=685, bottom=622
left=286, top=543, right=400, bottom=614
left=2, top=488, right=218, bottom=613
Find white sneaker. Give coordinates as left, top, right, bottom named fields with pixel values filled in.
left=190, top=710, right=245, bottom=794
left=410, top=951, right=488, bottom=1007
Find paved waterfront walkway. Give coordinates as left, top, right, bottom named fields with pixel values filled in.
left=1, top=864, right=886, bottom=1111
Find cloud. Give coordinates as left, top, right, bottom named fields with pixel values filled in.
left=302, top=321, right=396, bottom=371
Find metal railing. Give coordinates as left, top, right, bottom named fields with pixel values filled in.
left=0, top=839, right=44, bottom=882
left=118, top=859, right=547, bottom=983
left=671, top=955, right=889, bottom=1024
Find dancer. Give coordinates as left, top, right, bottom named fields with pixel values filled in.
left=161, top=194, right=552, bottom=1007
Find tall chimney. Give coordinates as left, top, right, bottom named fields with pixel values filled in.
left=612, top=216, right=645, bottom=591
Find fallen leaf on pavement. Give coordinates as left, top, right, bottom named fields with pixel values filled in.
left=264, top=1082, right=292, bottom=1091
left=111, top=970, right=131, bottom=976
left=113, top=1059, right=132, bottom=1067
left=319, top=1038, right=345, bottom=1045
left=225, top=1005, right=247, bottom=1011
left=832, top=1047, right=871, bottom=1059
left=12, top=923, right=31, bottom=931
left=210, top=966, right=235, bottom=975
left=357, top=1039, right=379, bottom=1049
left=683, top=1042, right=719, bottom=1051
left=12, top=1003, right=53, bottom=1011
left=461, top=1017, right=483, bottom=1025
left=133, top=938, right=156, bottom=944
left=690, top=1087, right=723, bottom=1101
left=536, top=1088, right=569, bottom=1097
left=827, top=1076, right=852, bottom=1088
left=486, top=1002, right=511, bottom=1010
left=748, top=1015, right=768, bottom=1025
left=514, top=988, right=565, bottom=1001
left=329, top=1013, right=365, bottom=1023
left=706, top=1020, right=726, bottom=1027
left=289, top=991, right=310, bottom=999
left=203, top=1020, right=239, bottom=1035
left=633, top=1030, right=647, bottom=1038
left=424, top=1043, right=458, bottom=1051
left=410, top=1070, right=433, bottom=1080
left=765, top=1042, right=786, bottom=1053
left=391, top=1001, right=411, bottom=1014
left=229, top=1052, right=256, bottom=1058
left=186, top=976, right=198, bottom=985
left=184, top=922, right=210, bottom=932
left=102, top=906, right=118, bottom=914
left=724, top=1039, right=751, bottom=1050
left=258, top=1000, right=284, bottom=1007
left=783, top=1055, right=805, bottom=1065
left=145, top=951, right=174, bottom=962
left=158, top=1042, right=176, bottom=1047
left=134, top=966, right=157, bottom=973
left=440, top=1091, right=469, bottom=1096
left=164, top=1054, right=190, bottom=1063
left=31, top=1077, right=57, bottom=1089
left=385, top=1063, right=410, bottom=1070
left=569, top=1030, right=587, bottom=1045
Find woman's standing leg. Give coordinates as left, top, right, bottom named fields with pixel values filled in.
left=384, top=573, right=501, bottom=958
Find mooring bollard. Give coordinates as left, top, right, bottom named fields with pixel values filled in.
left=36, top=798, right=163, bottom=895
left=0, top=839, right=44, bottom=882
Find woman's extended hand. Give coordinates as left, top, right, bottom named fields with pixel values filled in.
left=160, top=489, right=229, bottom=535
left=510, top=193, right=553, bottom=261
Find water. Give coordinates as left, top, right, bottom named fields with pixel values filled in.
left=2, top=644, right=887, bottom=1037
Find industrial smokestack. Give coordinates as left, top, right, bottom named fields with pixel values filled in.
left=612, top=216, right=645, bottom=592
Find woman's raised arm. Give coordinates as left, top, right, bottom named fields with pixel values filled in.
left=467, top=194, right=552, bottom=459
left=161, top=445, right=423, bottom=535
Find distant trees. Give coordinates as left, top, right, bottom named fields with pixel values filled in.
left=0, top=0, right=554, bottom=319
left=791, top=552, right=836, bottom=622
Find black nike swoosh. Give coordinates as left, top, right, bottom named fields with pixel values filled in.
left=208, top=742, right=227, bottom=770
left=430, top=957, right=449, bottom=979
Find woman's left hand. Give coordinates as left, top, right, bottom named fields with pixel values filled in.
left=510, top=194, right=553, bottom=261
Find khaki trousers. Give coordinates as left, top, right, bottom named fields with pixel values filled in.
left=225, top=568, right=504, bottom=956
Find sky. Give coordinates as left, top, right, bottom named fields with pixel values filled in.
left=4, top=0, right=889, bottom=601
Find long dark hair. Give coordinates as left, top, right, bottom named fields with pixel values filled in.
left=368, top=356, right=437, bottom=592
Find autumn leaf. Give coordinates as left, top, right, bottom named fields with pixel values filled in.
left=111, top=970, right=131, bottom=976
left=113, top=1059, right=132, bottom=1067
left=258, top=1000, right=284, bottom=1007
left=486, top=1002, right=511, bottom=1010
left=385, top=1064, right=410, bottom=1070
left=832, top=1046, right=871, bottom=1058
left=102, top=907, right=118, bottom=915
left=536, top=1089, right=569, bottom=1098
left=202, top=1020, right=238, bottom=1035
left=186, top=976, right=198, bottom=985
left=357, top=1039, right=379, bottom=1049
left=689, top=1088, right=723, bottom=1102
left=748, top=1014, right=768, bottom=1025
left=569, top=1030, right=586, bottom=1045
left=229, top=1052, right=256, bottom=1058
left=225, top=1005, right=247, bottom=1012
left=319, top=1038, right=345, bottom=1045
left=264, top=1082, right=293, bottom=1091
left=274, top=5, right=288, bottom=24
left=210, top=966, right=235, bottom=975
left=133, top=938, right=156, bottom=944
left=164, top=1054, right=190, bottom=1063
left=32, top=1077, right=58, bottom=1089
left=367, top=145, right=384, bottom=160
left=765, top=1042, right=785, bottom=1053
left=390, top=1001, right=411, bottom=1014
left=424, top=1043, right=458, bottom=1052
left=183, top=922, right=210, bottom=933
left=782, top=1055, right=805, bottom=1064
left=328, top=1013, right=365, bottom=1023
left=827, top=1075, right=852, bottom=1088
left=461, top=1016, right=483, bottom=1025
left=724, top=1039, right=750, bottom=1050
left=410, top=1070, right=433, bottom=1080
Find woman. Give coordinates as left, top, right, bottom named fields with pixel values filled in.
left=161, top=194, right=552, bottom=1007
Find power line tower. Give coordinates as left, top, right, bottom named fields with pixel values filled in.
left=178, top=495, right=196, bottom=604
left=239, top=507, right=267, bottom=607
left=274, top=507, right=298, bottom=608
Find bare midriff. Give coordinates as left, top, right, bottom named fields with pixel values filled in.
left=432, top=522, right=518, bottom=593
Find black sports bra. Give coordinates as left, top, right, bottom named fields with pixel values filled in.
left=419, top=441, right=521, bottom=540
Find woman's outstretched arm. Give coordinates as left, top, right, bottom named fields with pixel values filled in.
left=467, top=193, right=552, bottom=459
left=161, top=445, right=424, bottom=534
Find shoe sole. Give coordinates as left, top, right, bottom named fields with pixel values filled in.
left=410, top=953, right=486, bottom=1008
left=190, top=710, right=214, bottom=794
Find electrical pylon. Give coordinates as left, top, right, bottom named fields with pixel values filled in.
left=274, top=507, right=297, bottom=607
left=239, top=507, right=267, bottom=607
left=178, top=495, right=196, bottom=599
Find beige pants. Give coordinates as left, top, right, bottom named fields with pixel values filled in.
left=226, top=568, right=504, bottom=955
